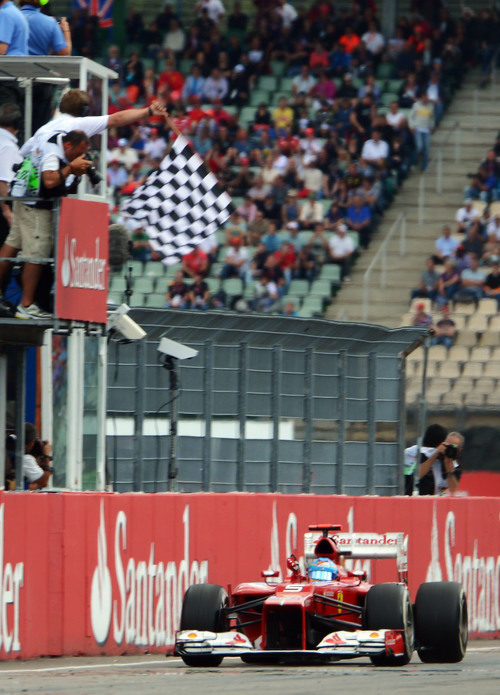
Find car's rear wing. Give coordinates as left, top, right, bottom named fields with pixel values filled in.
left=304, top=530, right=408, bottom=582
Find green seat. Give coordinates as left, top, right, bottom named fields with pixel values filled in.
left=222, top=278, right=243, bottom=296
left=288, top=279, right=310, bottom=297
left=129, top=291, right=145, bottom=307
left=298, top=230, right=313, bottom=246
left=319, top=265, right=342, bottom=284
left=271, top=91, right=289, bottom=107
left=309, top=280, right=332, bottom=297
left=239, top=106, right=257, bottom=128
left=301, top=296, right=325, bottom=313
left=108, top=292, right=123, bottom=305
left=380, top=92, right=399, bottom=107
left=270, top=60, right=286, bottom=77
left=297, top=306, right=315, bottom=318
left=279, top=77, right=294, bottom=92
left=347, top=231, right=360, bottom=248
left=376, top=62, right=394, bottom=79
left=134, top=277, right=155, bottom=293
left=206, top=277, right=221, bottom=292
left=250, top=89, right=270, bottom=107
left=109, top=275, right=127, bottom=293
left=147, top=293, right=167, bottom=308
left=283, top=294, right=302, bottom=309
left=179, top=59, right=194, bottom=74
left=143, top=262, right=165, bottom=278
left=387, top=79, right=404, bottom=93
left=128, top=260, right=144, bottom=275
left=141, top=58, right=156, bottom=71
left=258, top=75, right=278, bottom=92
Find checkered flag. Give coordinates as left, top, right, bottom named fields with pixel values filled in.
left=122, top=135, right=233, bottom=264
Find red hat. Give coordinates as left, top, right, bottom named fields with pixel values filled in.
left=240, top=156, right=250, bottom=166
left=305, top=127, right=314, bottom=135
left=416, top=302, right=425, bottom=310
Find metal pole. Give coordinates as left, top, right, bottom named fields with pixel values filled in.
left=270, top=346, right=281, bottom=492
left=40, top=328, right=53, bottom=489
left=133, top=340, right=145, bottom=492
left=202, top=340, right=213, bottom=491
left=366, top=353, right=376, bottom=495
left=418, top=175, right=424, bottom=226
left=96, top=335, right=107, bottom=491
left=236, top=342, right=248, bottom=491
left=166, top=357, right=179, bottom=492
left=0, top=353, right=6, bottom=489
left=397, top=355, right=407, bottom=495
left=303, top=348, right=313, bottom=494
left=337, top=350, right=346, bottom=494
left=24, top=79, right=33, bottom=143
left=14, top=348, right=26, bottom=492
left=67, top=329, right=84, bottom=490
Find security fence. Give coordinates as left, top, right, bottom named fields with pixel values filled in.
left=106, top=310, right=426, bottom=495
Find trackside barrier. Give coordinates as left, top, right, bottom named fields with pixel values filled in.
left=0, top=491, right=499, bottom=660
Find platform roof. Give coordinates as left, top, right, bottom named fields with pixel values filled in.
left=0, top=56, right=117, bottom=82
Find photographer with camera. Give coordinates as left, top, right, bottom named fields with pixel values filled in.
left=0, top=129, right=90, bottom=318
left=417, top=429, right=463, bottom=496
left=22, top=422, right=53, bottom=490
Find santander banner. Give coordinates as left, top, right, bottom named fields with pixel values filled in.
left=55, top=198, right=108, bottom=323
left=0, top=491, right=499, bottom=659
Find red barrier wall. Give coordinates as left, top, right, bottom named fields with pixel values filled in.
left=0, top=491, right=499, bottom=660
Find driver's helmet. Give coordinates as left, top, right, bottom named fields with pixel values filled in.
left=307, top=557, right=339, bottom=582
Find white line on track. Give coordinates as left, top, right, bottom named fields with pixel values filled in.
left=0, top=648, right=499, bottom=675
left=0, top=658, right=183, bottom=674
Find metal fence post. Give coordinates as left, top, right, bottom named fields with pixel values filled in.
left=270, top=346, right=281, bottom=492
left=237, top=342, right=248, bottom=491
left=397, top=355, right=407, bottom=496
left=133, top=339, right=145, bottom=492
left=202, top=340, right=213, bottom=492
left=337, top=350, right=346, bottom=494
left=366, top=352, right=376, bottom=495
left=302, top=348, right=313, bottom=493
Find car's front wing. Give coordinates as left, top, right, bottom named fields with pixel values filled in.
left=175, top=629, right=405, bottom=660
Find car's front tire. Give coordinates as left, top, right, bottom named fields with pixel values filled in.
left=363, top=583, right=414, bottom=666
left=179, top=583, right=228, bottom=667
left=415, top=582, right=468, bottom=663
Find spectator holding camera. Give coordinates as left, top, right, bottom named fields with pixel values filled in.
left=23, top=422, right=53, bottom=490
left=418, top=429, right=463, bottom=496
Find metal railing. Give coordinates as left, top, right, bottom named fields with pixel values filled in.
left=417, top=119, right=461, bottom=226
left=362, top=212, right=406, bottom=322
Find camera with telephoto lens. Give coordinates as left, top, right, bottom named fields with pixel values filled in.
left=31, top=439, right=54, bottom=473
left=82, top=153, right=102, bottom=186
left=445, top=443, right=459, bottom=459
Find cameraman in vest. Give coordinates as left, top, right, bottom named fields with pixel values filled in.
left=418, top=430, right=463, bottom=495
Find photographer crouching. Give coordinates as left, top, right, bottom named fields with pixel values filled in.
left=0, top=129, right=91, bottom=319
left=23, top=423, right=53, bottom=490
left=418, top=430, right=463, bottom=496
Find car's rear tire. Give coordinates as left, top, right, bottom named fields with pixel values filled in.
left=179, top=583, right=228, bottom=667
left=415, top=582, right=468, bottom=663
left=363, top=583, right=414, bottom=666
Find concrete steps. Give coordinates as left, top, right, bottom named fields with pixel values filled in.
left=326, top=68, right=500, bottom=328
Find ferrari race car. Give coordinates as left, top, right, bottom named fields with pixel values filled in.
left=175, top=524, right=468, bottom=667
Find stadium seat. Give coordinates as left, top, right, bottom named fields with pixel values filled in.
left=474, top=378, right=494, bottom=393
left=222, top=278, right=243, bottom=296
left=469, top=346, right=491, bottom=362
left=479, top=330, right=500, bottom=346
left=489, top=315, right=500, bottom=331
left=270, top=60, right=286, bottom=77
left=448, top=345, right=470, bottom=362
left=462, top=361, right=484, bottom=378
left=490, top=346, right=500, bottom=360
left=436, top=362, right=461, bottom=378
left=478, top=298, right=497, bottom=315
left=309, top=280, right=332, bottom=297
left=467, top=314, right=489, bottom=332
left=143, top=262, right=165, bottom=278
left=483, top=360, right=500, bottom=377
left=288, top=279, right=310, bottom=297
left=250, top=89, right=270, bottom=107
left=128, top=292, right=145, bottom=307
left=486, top=391, right=500, bottom=405
left=146, top=293, right=166, bottom=308
left=454, top=331, right=477, bottom=347
left=463, top=391, right=485, bottom=406
left=134, top=277, right=155, bottom=294
left=320, top=264, right=342, bottom=284
left=258, top=76, right=278, bottom=92
left=428, top=344, right=448, bottom=361
left=109, top=275, right=127, bottom=293
left=376, top=62, right=394, bottom=79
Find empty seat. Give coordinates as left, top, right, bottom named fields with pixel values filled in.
left=473, top=378, right=494, bottom=393
left=467, top=314, right=489, bottom=332
left=479, top=330, right=500, bottom=347
left=289, top=279, right=310, bottom=296
left=428, top=345, right=448, bottom=361
left=448, top=345, right=470, bottom=362
left=436, top=362, right=461, bottom=378
left=134, top=277, right=155, bottom=293
left=453, top=303, right=475, bottom=315
left=483, top=361, right=500, bottom=377
left=489, top=315, right=500, bottom=331
left=478, top=298, right=498, bottom=315
left=454, top=331, right=478, bottom=347
left=486, top=391, right=500, bottom=405
left=143, top=262, right=165, bottom=278
left=491, top=347, right=500, bottom=360
left=462, top=361, right=484, bottom=378
left=425, top=389, right=443, bottom=405
left=463, top=391, right=485, bottom=406
left=448, top=377, right=473, bottom=394
left=470, top=346, right=491, bottom=362
left=441, top=390, right=464, bottom=406
left=451, top=315, right=466, bottom=330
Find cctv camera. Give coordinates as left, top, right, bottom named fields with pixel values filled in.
left=108, top=304, right=146, bottom=341
left=157, top=336, right=198, bottom=360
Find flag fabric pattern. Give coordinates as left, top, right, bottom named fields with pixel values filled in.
left=122, top=135, right=233, bottom=265
left=73, top=1, right=114, bottom=29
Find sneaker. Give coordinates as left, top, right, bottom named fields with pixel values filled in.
left=0, top=293, right=15, bottom=318
left=15, top=303, right=52, bottom=320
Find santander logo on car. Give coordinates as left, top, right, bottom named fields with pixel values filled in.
left=90, top=504, right=209, bottom=648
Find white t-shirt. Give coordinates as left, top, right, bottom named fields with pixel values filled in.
left=225, top=246, right=248, bottom=264
left=20, top=114, right=109, bottom=157
left=199, top=0, right=225, bottom=22
left=455, top=206, right=479, bottom=227
left=386, top=111, right=406, bottom=129
left=23, top=454, right=43, bottom=483
left=329, top=233, right=354, bottom=258
left=144, top=137, right=167, bottom=159
left=487, top=219, right=500, bottom=240
left=0, top=127, right=22, bottom=183
left=362, top=31, right=385, bottom=54
left=361, top=138, right=389, bottom=162
left=277, top=3, right=298, bottom=29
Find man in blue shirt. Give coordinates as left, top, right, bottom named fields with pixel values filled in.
left=20, top=1, right=71, bottom=56
left=345, top=194, right=373, bottom=249
left=0, top=0, right=28, bottom=56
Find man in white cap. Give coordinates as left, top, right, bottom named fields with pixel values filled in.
left=455, top=198, right=479, bottom=235
left=109, top=137, right=139, bottom=169
left=326, top=222, right=356, bottom=281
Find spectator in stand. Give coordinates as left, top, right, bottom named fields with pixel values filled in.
left=362, top=21, right=385, bottom=61
left=434, top=225, right=458, bottom=263
left=409, top=92, right=435, bottom=171
left=195, top=0, right=225, bottom=25
left=187, top=273, right=211, bottom=310
left=292, top=65, right=317, bottom=100
left=282, top=300, right=298, bottom=317
left=300, top=160, right=323, bottom=196
left=124, top=52, right=144, bottom=99
left=326, top=222, right=355, bottom=281
left=220, top=236, right=249, bottom=281
left=275, top=0, right=298, bottom=30
left=247, top=210, right=269, bottom=246
left=260, top=192, right=282, bottom=223
left=273, top=96, right=294, bottom=136
left=345, top=194, right=372, bottom=249
left=311, top=72, right=337, bottom=107
left=237, top=194, right=258, bottom=224
left=248, top=175, right=271, bottom=205
left=462, top=221, right=484, bottom=259
left=227, top=2, right=248, bottom=33
left=165, top=270, right=190, bottom=309
left=484, top=260, right=500, bottom=308
left=293, top=241, right=318, bottom=285
left=182, top=245, right=210, bottom=279
left=107, top=159, right=128, bottom=193
left=224, top=211, right=247, bottom=246
left=426, top=71, right=444, bottom=124
left=109, top=138, right=139, bottom=169
left=361, top=128, right=389, bottom=172
left=0, top=103, right=22, bottom=252
left=339, top=26, right=360, bottom=55
left=386, top=101, right=408, bottom=134
left=262, top=222, right=283, bottom=254
left=431, top=305, right=457, bottom=350
left=436, top=258, right=461, bottom=307
left=399, top=73, right=419, bottom=109
left=182, top=65, right=206, bottom=103
left=482, top=230, right=500, bottom=265
left=143, top=128, right=167, bottom=159
left=203, top=68, right=229, bottom=103
left=455, top=198, right=479, bottom=234
left=410, top=257, right=440, bottom=301
left=309, top=41, right=329, bottom=75
left=251, top=274, right=280, bottom=312
left=337, top=73, right=358, bottom=99
left=299, top=192, right=324, bottom=229
left=163, top=17, right=186, bottom=56
left=412, top=302, right=433, bottom=328
left=358, top=74, right=381, bottom=104
left=281, top=189, right=300, bottom=230
left=299, top=127, right=322, bottom=165
left=458, top=253, right=486, bottom=304
left=272, top=239, right=296, bottom=287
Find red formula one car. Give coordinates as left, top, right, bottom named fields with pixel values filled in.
left=175, top=524, right=468, bottom=667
